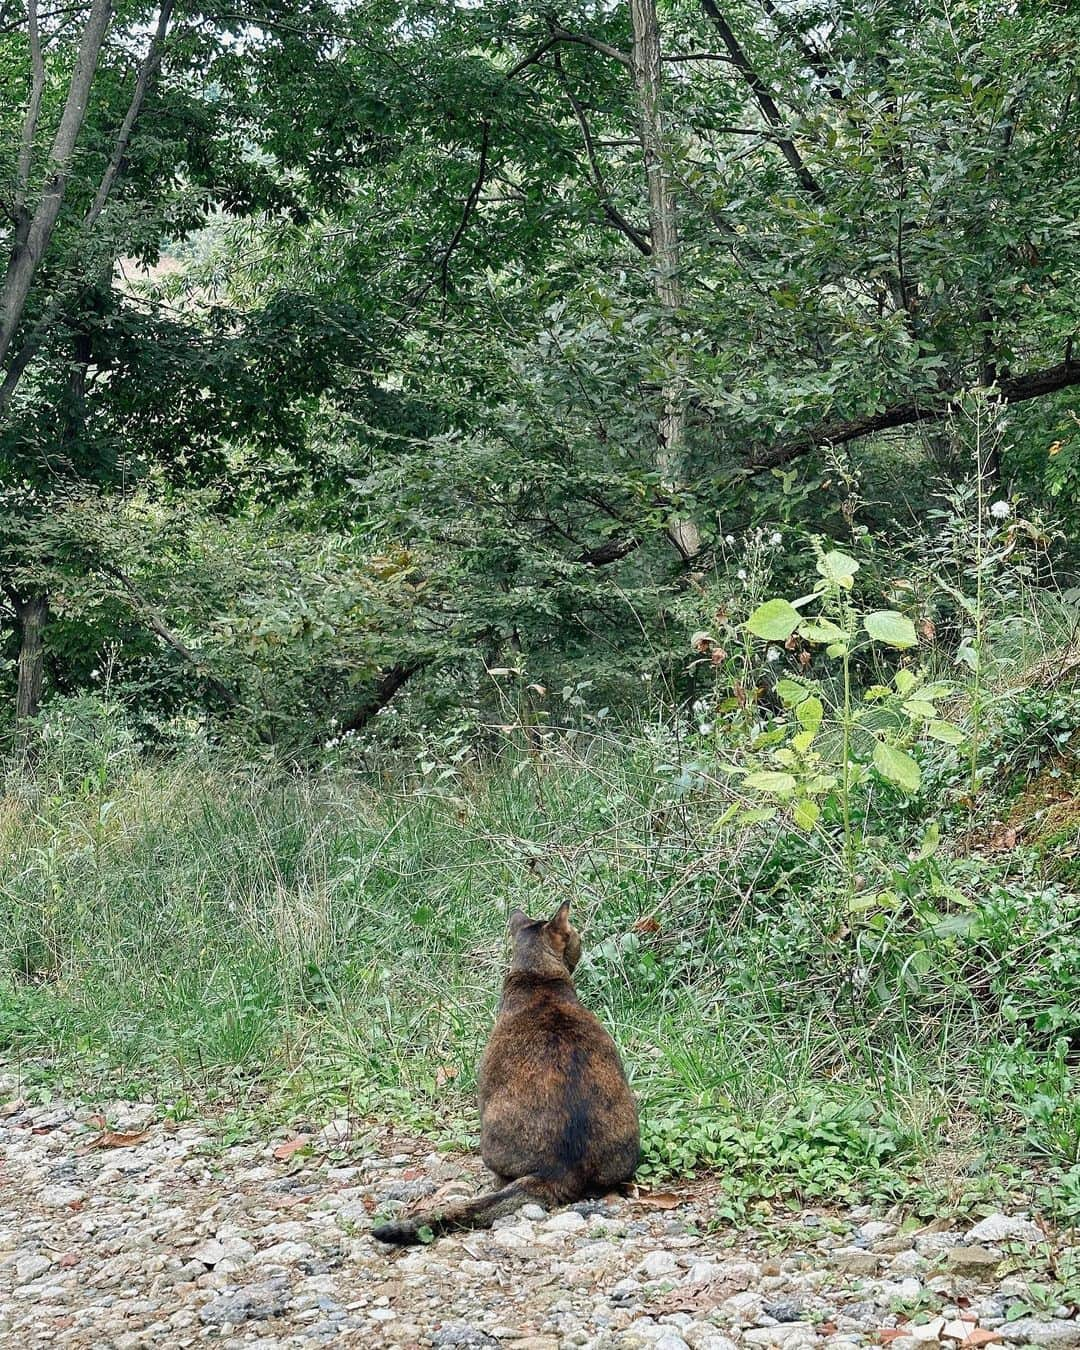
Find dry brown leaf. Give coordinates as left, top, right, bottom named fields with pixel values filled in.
left=87, top=1130, right=150, bottom=1150
left=272, top=1135, right=311, bottom=1161
left=435, top=1065, right=458, bottom=1087
left=632, top=1189, right=683, bottom=1210
left=649, top=1282, right=723, bottom=1315
left=632, top=916, right=661, bottom=935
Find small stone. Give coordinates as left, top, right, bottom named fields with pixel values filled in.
left=831, top=1247, right=880, bottom=1275
left=765, top=1302, right=806, bottom=1324
left=519, top=1204, right=547, bottom=1221
left=945, top=1247, right=1001, bottom=1278
left=191, top=1239, right=225, bottom=1266
left=509, top=1340, right=560, bottom=1350
left=942, top=1321, right=970, bottom=1340
left=15, top=1253, right=52, bottom=1282
left=965, top=1216, right=1044, bottom=1247
left=543, top=1210, right=587, bottom=1232
left=38, top=1185, right=85, bottom=1209
left=691, top=1337, right=740, bottom=1350
left=909, top=1319, right=947, bottom=1343
left=999, top=1321, right=1080, bottom=1349
left=198, top=1281, right=291, bottom=1326
left=639, top=1251, right=681, bottom=1279
left=654, top=1337, right=692, bottom=1350
left=889, top=1250, right=928, bottom=1276
left=860, top=1222, right=897, bottom=1242
left=430, top=1325, right=501, bottom=1348
left=877, top=1235, right=917, bottom=1255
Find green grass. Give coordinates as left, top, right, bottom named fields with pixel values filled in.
left=1, top=672, right=1078, bottom=1220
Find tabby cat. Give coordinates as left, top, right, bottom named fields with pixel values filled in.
left=372, top=902, right=639, bottom=1244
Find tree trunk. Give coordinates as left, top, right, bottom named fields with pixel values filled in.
left=0, top=0, right=114, bottom=370
left=15, top=592, right=48, bottom=742
left=628, top=0, right=700, bottom=559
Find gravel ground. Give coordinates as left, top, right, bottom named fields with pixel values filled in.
left=2, top=1087, right=1078, bottom=1350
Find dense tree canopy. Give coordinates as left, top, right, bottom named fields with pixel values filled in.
left=1, top=0, right=1078, bottom=748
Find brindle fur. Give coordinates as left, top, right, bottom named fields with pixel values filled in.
left=372, top=902, right=639, bottom=1244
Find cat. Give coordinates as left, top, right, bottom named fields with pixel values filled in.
left=372, top=901, right=639, bottom=1244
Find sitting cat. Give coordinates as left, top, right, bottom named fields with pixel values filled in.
left=372, top=902, right=639, bottom=1244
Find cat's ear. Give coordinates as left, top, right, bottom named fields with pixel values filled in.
left=509, top=908, right=531, bottom=935
left=547, top=901, right=571, bottom=938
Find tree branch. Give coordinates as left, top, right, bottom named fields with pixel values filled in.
left=548, top=24, right=630, bottom=67
left=552, top=53, right=652, bottom=255
left=752, top=356, right=1080, bottom=469
left=14, top=0, right=46, bottom=214
left=105, top=565, right=246, bottom=712
left=699, top=0, right=825, bottom=203
left=85, top=0, right=175, bottom=230
left=338, top=658, right=428, bottom=735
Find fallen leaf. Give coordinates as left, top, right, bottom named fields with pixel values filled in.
left=632, top=1189, right=683, bottom=1210
left=57, top=1253, right=80, bottom=1268
left=878, top=1331, right=910, bottom=1344
left=272, top=1135, right=311, bottom=1161
left=963, top=1331, right=1002, bottom=1347
left=401, top=1168, right=424, bottom=1181
left=88, top=1130, right=150, bottom=1150
left=649, top=1282, right=723, bottom=1314
left=632, top=916, right=661, bottom=935
left=87, top=1113, right=107, bottom=1130
left=434, top=1066, right=458, bottom=1088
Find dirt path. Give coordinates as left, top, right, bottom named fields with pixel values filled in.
left=1, top=1090, right=1077, bottom=1349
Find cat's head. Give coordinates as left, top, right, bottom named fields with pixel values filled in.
left=507, top=901, right=581, bottom=976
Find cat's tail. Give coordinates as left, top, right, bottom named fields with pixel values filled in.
left=371, top=1173, right=573, bottom=1246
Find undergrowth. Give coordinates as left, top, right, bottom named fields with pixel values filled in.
left=1, top=513, right=1078, bottom=1224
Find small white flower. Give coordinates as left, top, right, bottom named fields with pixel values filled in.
left=766, top=646, right=782, bottom=663
left=90, top=669, right=100, bottom=680
left=736, top=568, right=747, bottom=581
left=989, top=500, right=1011, bottom=520
left=725, top=534, right=735, bottom=545
left=698, top=723, right=713, bottom=736
left=770, top=531, right=782, bottom=546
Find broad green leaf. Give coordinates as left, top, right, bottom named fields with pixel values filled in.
left=792, top=798, right=819, bottom=831
left=928, top=719, right=966, bottom=746
left=775, top=678, right=810, bottom=706
left=817, top=550, right=859, bottom=587
left=873, top=741, right=921, bottom=792
left=746, top=598, right=801, bottom=641
left=863, top=684, right=891, bottom=701
left=826, top=641, right=848, bottom=658
left=902, top=699, right=936, bottom=720
left=849, top=889, right=900, bottom=914
left=791, top=729, right=816, bottom=754
left=739, top=807, right=778, bottom=826
left=916, top=820, right=941, bottom=859
left=894, top=669, right=918, bottom=696
left=796, top=695, right=824, bottom=733
left=799, top=618, right=848, bottom=644
left=863, top=609, right=918, bottom=648
left=743, top=771, right=797, bottom=796
left=712, top=802, right=742, bottom=829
